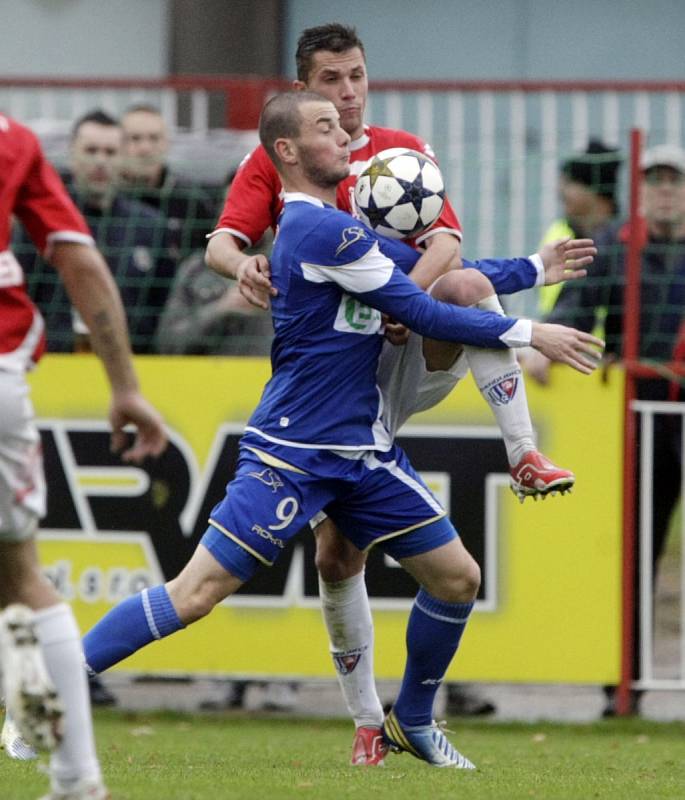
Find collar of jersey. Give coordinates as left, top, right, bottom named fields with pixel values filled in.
left=283, top=191, right=327, bottom=207
left=349, top=126, right=370, bottom=152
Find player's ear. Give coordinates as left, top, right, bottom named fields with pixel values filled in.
left=274, top=137, right=297, bottom=165
left=292, top=80, right=306, bottom=92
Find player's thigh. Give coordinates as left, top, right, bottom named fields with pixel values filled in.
left=312, top=514, right=366, bottom=581
left=376, top=333, right=467, bottom=437
left=421, top=269, right=490, bottom=372
left=328, top=445, right=446, bottom=553
left=399, top=537, right=480, bottom=603
left=206, top=449, right=334, bottom=571
left=0, top=371, right=45, bottom=544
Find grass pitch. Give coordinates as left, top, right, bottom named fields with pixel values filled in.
left=4, top=711, right=684, bottom=800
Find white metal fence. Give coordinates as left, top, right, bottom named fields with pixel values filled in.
left=4, top=78, right=685, bottom=296
left=633, top=400, right=684, bottom=691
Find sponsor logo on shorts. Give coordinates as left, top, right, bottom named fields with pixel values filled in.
left=332, top=646, right=366, bottom=675
left=485, top=374, right=519, bottom=406
left=251, top=523, right=285, bottom=549
left=335, top=226, right=368, bottom=256
left=247, top=467, right=284, bottom=492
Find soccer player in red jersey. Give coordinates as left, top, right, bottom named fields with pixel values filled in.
left=0, top=113, right=167, bottom=799
left=206, top=24, right=587, bottom=765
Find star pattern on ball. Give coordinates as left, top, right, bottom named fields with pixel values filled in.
left=366, top=156, right=397, bottom=188
left=396, top=168, right=435, bottom=214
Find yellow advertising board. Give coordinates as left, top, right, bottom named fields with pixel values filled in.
left=29, top=355, right=623, bottom=683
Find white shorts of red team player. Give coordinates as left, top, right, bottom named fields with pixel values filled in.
left=0, top=370, right=46, bottom=542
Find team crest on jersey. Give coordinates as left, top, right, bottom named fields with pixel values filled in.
left=335, top=226, right=368, bottom=257
left=486, top=375, right=519, bottom=406
left=247, top=467, right=284, bottom=492
left=332, top=646, right=366, bottom=675
left=334, top=295, right=382, bottom=335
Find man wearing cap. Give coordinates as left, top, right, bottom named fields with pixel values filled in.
left=537, top=139, right=623, bottom=317
left=525, top=142, right=685, bottom=716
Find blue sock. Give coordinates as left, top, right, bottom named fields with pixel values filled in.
left=393, top=588, right=473, bottom=727
left=83, top=585, right=184, bottom=673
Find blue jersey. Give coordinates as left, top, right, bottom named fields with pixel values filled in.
left=246, top=193, right=535, bottom=452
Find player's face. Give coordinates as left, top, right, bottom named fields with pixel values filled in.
left=642, top=166, right=685, bottom=229
left=299, top=48, right=368, bottom=141
left=70, top=122, right=122, bottom=199
left=559, top=175, right=598, bottom=224
left=295, top=101, right=351, bottom=188
left=121, top=110, right=168, bottom=184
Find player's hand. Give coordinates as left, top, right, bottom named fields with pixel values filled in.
left=530, top=322, right=604, bottom=375
left=109, top=391, right=168, bottom=464
left=383, top=315, right=410, bottom=345
left=236, top=254, right=277, bottom=310
left=539, top=237, right=596, bottom=285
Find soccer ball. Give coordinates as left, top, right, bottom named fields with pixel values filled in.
left=353, top=148, right=445, bottom=239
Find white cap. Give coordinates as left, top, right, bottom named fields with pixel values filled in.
left=641, top=144, right=685, bottom=174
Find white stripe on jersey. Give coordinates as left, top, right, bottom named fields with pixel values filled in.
left=364, top=452, right=445, bottom=516
left=301, top=241, right=393, bottom=294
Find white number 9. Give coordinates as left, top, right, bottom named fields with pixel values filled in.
left=268, top=497, right=299, bottom=530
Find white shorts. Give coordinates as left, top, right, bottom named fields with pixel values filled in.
left=376, top=331, right=468, bottom=439
left=0, top=370, right=46, bottom=542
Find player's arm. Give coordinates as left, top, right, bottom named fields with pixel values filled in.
left=465, top=238, right=596, bottom=296
left=50, top=242, right=167, bottom=461
left=205, top=146, right=279, bottom=309
left=205, top=231, right=274, bottom=310
left=363, top=260, right=602, bottom=372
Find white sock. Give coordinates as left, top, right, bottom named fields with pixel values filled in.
left=318, top=571, right=384, bottom=728
left=34, top=603, right=101, bottom=787
left=464, top=294, right=535, bottom=466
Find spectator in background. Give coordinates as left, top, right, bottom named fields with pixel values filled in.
left=120, top=104, right=218, bottom=258
left=524, top=143, right=685, bottom=716
left=155, top=172, right=272, bottom=357
left=20, top=110, right=176, bottom=354
left=537, top=139, right=622, bottom=317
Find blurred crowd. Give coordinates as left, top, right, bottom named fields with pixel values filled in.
left=14, top=105, right=273, bottom=358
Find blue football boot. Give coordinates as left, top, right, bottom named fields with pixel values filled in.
left=382, top=708, right=475, bottom=769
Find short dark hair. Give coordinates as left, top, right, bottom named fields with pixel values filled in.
left=258, top=90, right=328, bottom=165
left=295, top=23, right=365, bottom=82
left=71, top=109, right=118, bottom=139
left=561, top=138, right=622, bottom=208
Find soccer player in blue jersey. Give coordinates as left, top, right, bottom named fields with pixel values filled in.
left=207, top=24, right=604, bottom=766
left=82, top=91, right=603, bottom=768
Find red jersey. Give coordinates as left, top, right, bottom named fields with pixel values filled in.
left=0, top=114, right=93, bottom=371
left=212, top=125, right=462, bottom=248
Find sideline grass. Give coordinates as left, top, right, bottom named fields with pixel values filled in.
left=4, top=711, right=684, bottom=800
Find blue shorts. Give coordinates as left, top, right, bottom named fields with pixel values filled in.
left=201, top=439, right=457, bottom=581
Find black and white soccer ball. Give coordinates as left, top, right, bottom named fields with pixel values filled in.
left=353, top=147, right=445, bottom=239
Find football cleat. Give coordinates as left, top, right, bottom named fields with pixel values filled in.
left=382, top=709, right=475, bottom=769
left=509, top=450, right=575, bottom=502
left=0, top=604, right=64, bottom=752
left=1, top=713, right=37, bottom=760
left=351, top=724, right=388, bottom=766
left=38, top=777, right=110, bottom=800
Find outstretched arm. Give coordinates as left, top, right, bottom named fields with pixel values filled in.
left=51, top=242, right=167, bottom=462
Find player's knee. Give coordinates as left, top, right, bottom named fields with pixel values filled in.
left=431, top=268, right=493, bottom=307
left=168, top=577, right=224, bottom=624
left=431, top=554, right=481, bottom=604
left=314, top=520, right=366, bottom=583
